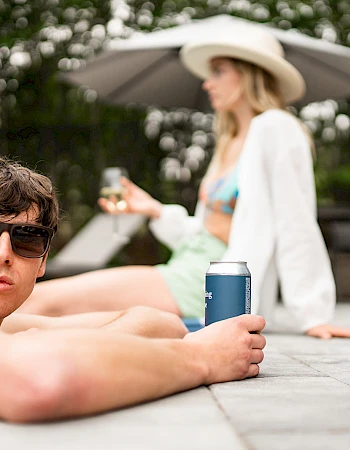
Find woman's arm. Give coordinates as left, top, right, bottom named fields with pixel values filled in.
left=98, top=176, right=205, bottom=250
left=149, top=201, right=205, bottom=250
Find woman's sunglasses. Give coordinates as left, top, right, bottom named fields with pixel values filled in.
left=0, top=222, right=55, bottom=258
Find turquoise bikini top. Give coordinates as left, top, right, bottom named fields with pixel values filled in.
left=199, top=166, right=239, bottom=214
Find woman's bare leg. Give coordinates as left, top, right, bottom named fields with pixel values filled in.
left=19, top=266, right=182, bottom=317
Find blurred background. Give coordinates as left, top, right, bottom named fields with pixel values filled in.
left=0, top=0, right=349, bottom=294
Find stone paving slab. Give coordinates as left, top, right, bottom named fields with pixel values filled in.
left=1, top=387, right=246, bottom=450
left=265, top=333, right=350, bottom=356
left=211, top=377, right=350, bottom=433
left=291, top=354, right=350, bottom=385
left=257, top=352, right=323, bottom=378
left=247, top=432, right=350, bottom=450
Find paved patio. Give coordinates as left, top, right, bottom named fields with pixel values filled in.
left=2, top=304, right=350, bottom=450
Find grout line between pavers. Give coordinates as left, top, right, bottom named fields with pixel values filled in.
left=208, top=385, right=255, bottom=450
left=281, top=353, right=350, bottom=389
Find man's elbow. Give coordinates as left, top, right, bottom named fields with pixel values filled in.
left=123, top=306, right=188, bottom=339
left=1, top=354, right=74, bottom=423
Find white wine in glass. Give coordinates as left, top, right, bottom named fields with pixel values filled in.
left=99, top=186, right=125, bottom=208
left=99, top=167, right=129, bottom=240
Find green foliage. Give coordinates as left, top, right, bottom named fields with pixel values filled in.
left=328, top=164, right=350, bottom=202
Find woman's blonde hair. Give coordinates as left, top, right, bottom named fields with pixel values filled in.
left=212, top=59, right=313, bottom=167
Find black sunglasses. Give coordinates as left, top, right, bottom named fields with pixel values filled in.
left=0, top=222, right=55, bottom=258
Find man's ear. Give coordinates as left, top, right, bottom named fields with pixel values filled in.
left=37, top=254, right=48, bottom=279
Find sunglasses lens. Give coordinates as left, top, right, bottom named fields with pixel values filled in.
left=12, top=225, right=50, bottom=258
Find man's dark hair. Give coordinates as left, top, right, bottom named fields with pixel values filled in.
left=0, top=157, right=59, bottom=231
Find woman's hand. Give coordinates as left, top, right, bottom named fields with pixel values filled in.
left=98, top=177, right=163, bottom=219
left=306, top=324, right=350, bottom=339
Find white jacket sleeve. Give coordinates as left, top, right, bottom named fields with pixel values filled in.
left=264, top=111, right=336, bottom=331
left=148, top=202, right=204, bottom=251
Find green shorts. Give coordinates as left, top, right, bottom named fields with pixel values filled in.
left=156, top=232, right=227, bottom=318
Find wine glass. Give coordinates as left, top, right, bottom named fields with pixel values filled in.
left=99, top=167, right=130, bottom=242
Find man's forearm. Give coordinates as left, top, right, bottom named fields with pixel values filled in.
left=0, top=329, right=207, bottom=423
left=2, top=311, right=125, bottom=334
left=3, top=307, right=187, bottom=339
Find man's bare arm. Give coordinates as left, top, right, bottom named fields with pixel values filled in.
left=2, top=307, right=188, bottom=339
left=2, top=311, right=124, bottom=333
left=0, top=315, right=266, bottom=423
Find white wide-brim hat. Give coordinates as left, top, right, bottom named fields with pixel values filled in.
left=180, top=24, right=306, bottom=104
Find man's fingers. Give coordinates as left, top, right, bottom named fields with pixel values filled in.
left=246, top=363, right=260, bottom=378
left=251, top=333, right=266, bottom=350
left=250, top=349, right=264, bottom=364
left=239, top=315, right=266, bottom=333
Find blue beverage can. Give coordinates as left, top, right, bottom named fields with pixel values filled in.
left=205, top=261, right=251, bottom=326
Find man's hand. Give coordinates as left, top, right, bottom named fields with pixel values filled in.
left=183, top=314, right=266, bottom=385
left=306, top=324, right=350, bottom=339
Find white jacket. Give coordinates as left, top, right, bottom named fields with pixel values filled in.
left=149, top=109, right=336, bottom=332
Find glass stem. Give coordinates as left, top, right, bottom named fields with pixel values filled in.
left=112, top=215, right=119, bottom=236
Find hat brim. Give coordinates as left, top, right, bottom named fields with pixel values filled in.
left=180, top=42, right=306, bottom=104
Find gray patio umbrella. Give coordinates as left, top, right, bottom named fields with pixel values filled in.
left=61, top=15, right=350, bottom=109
